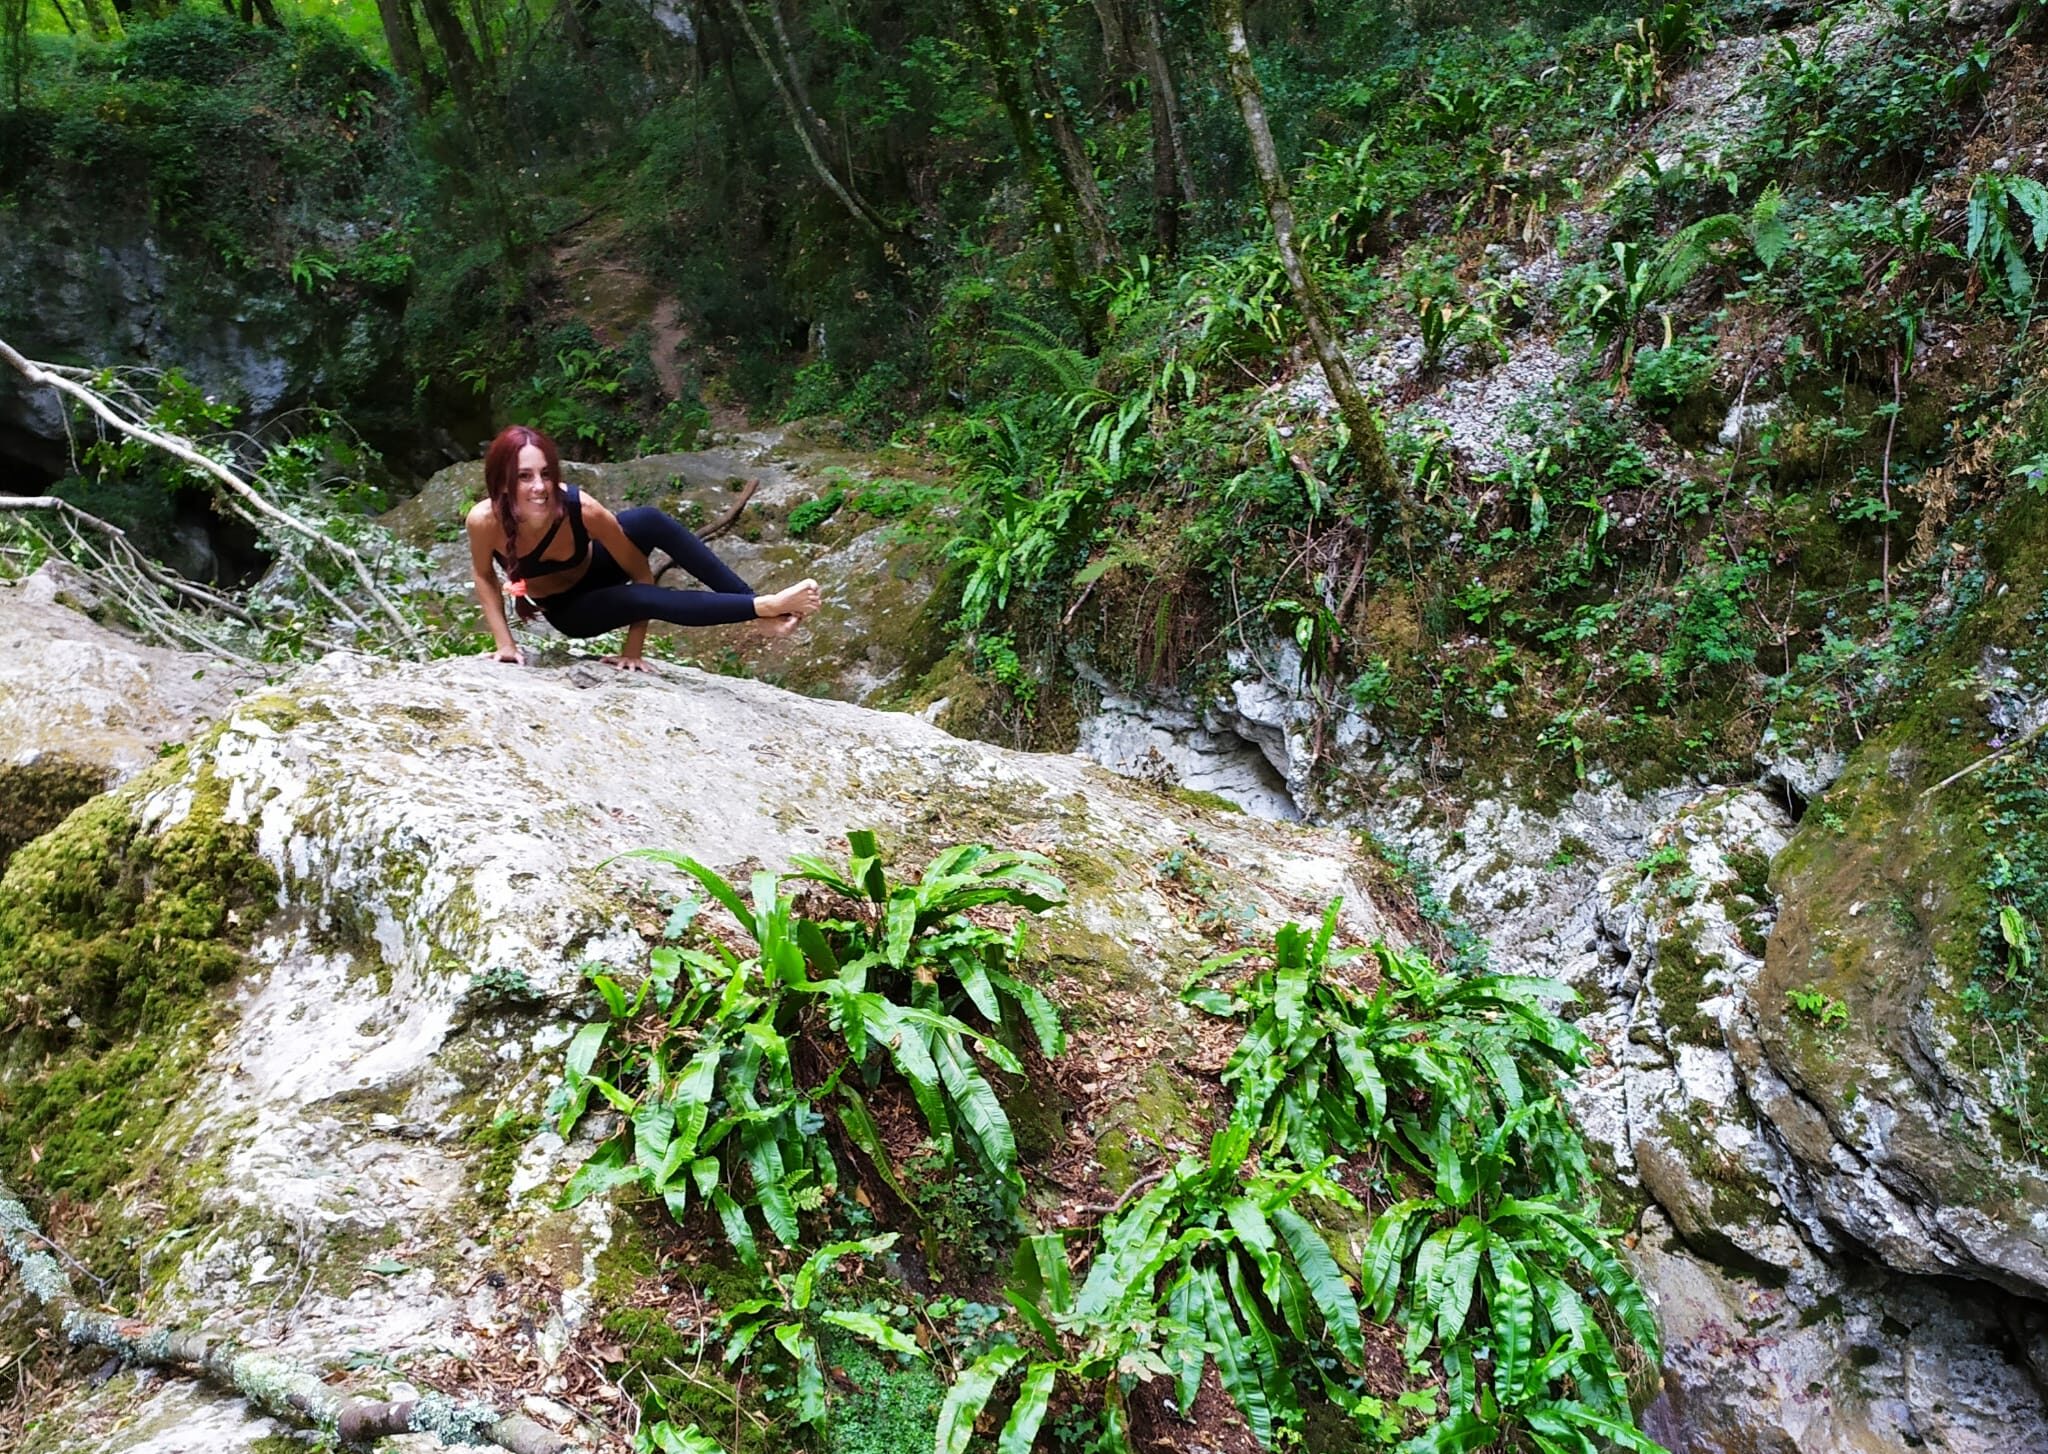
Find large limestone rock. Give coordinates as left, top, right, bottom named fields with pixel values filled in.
left=0, top=562, right=258, bottom=869
left=4, top=645, right=1396, bottom=1451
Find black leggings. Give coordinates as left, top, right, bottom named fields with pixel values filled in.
left=538, top=508, right=757, bottom=639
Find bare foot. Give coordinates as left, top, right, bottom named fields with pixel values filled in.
left=756, top=613, right=801, bottom=638
left=757, top=578, right=822, bottom=620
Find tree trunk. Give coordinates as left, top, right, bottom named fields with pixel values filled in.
left=964, top=0, right=1091, bottom=319
left=373, top=0, right=431, bottom=96
left=762, top=0, right=885, bottom=227
left=75, top=0, right=119, bottom=40
left=1091, top=0, right=1135, bottom=99
left=248, top=0, right=283, bottom=30
left=1215, top=0, right=1397, bottom=506
left=465, top=0, right=497, bottom=79
left=1030, top=53, right=1118, bottom=271
left=1136, top=0, right=1196, bottom=226
left=415, top=0, right=486, bottom=119
left=716, top=0, right=891, bottom=237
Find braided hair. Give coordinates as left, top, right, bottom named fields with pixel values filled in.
left=482, top=425, right=563, bottom=622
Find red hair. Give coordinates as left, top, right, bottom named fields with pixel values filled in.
left=483, top=424, right=563, bottom=584
left=483, top=425, right=562, bottom=622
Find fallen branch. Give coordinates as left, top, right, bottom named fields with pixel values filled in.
left=1921, top=713, right=2048, bottom=801
left=0, top=337, right=421, bottom=653
left=697, top=478, right=760, bottom=543
left=0, top=1176, right=573, bottom=1453
left=0, top=496, right=270, bottom=668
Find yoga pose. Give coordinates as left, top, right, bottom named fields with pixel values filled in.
left=466, top=424, right=820, bottom=670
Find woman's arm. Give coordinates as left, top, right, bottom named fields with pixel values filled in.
left=466, top=506, right=523, bottom=664
left=580, top=494, right=655, bottom=670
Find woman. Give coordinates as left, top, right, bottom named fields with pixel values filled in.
left=466, top=424, right=821, bottom=670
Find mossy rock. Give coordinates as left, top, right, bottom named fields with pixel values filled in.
left=1759, top=489, right=2048, bottom=1289
left=0, top=755, right=275, bottom=1048
left=0, top=755, right=107, bottom=876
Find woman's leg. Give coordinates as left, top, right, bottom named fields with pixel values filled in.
left=616, top=507, right=754, bottom=595
left=541, top=581, right=759, bottom=638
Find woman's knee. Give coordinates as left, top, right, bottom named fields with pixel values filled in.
left=617, top=506, right=685, bottom=552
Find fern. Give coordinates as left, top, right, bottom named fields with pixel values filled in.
left=555, top=835, right=1068, bottom=1256
left=1968, top=171, right=2048, bottom=314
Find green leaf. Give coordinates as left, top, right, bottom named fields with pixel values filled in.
left=712, top=1188, right=759, bottom=1265
left=1361, top=1198, right=1432, bottom=1322
left=1487, top=1241, right=1534, bottom=1400
left=1399, top=1409, right=1500, bottom=1454
left=1226, top=1249, right=1303, bottom=1443
left=774, top=1324, right=826, bottom=1429
left=989, top=967, right=1065, bottom=1057
left=1522, top=1399, right=1669, bottom=1454
left=670, top=1045, right=722, bottom=1162
left=1200, top=1266, right=1275, bottom=1449
left=1435, top=1216, right=1485, bottom=1346
left=793, top=1235, right=899, bottom=1311
left=935, top=1032, right=1019, bottom=1182
left=998, top=1362, right=1057, bottom=1454
left=558, top=1141, right=644, bottom=1208
left=1165, top=1271, right=1206, bottom=1414
left=1273, top=1207, right=1364, bottom=1364
left=367, top=1257, right=410, bottom=1276
left=936, top=1346, right=1026, bottom=1454
left=886, top=891, right=918, bottom=968
left=955, top=952, right=1003, bottom=1023
left=620, top=849, right=754, bottom=931
left=837, top=1090, right=914, bottom=1204
left=820, top=1310, right=923, bottom=1358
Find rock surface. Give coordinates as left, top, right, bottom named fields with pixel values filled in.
left=1073, top=658, right=2048, bottom=1451
left=4, top=639, right=1397, bottom=1452
left=0, top=562, right=260, bottom=870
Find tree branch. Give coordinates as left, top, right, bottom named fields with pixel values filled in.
left=0, top=1175, right=574, bottom=1454
left=0, top=337, right=421, bottom=651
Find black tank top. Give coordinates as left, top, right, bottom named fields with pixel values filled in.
left=501, top=485, right=590, bottom=580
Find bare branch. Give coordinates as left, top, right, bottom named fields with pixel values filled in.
left=0, top=337, right=422, bottom=652
left=0, top=1174, right=576, bottom=1454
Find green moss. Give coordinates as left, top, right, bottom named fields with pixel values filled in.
left=0, top=752, right=275, bottom=1306
left=1091, top=1062, right=1211, bottom=1196
left=0, top=759, right=276, bottom=1045
left=822, top=1331, right=944, bottom=1454
left=0, top=757, right=107, bottom=876
left=1169, top=785, right=1245, bottom=815
left=1651, top=919, right=1724, bottom=1048
left=471, top=1111, right=541, bottom=1213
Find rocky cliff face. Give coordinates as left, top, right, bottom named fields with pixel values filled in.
left=0, top=606, right=1399, bottom=1452
left=1066, top=612, right=2048, bottom=1449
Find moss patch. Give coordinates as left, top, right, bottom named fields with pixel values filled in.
left=0, top=752, right=275, bottom=1306
left=472, top=1111, right=542, bottom=1213
left=0, top=757, right=108, bottom=877
left=0, top=758, right=276, bottom=1046
left=1651, top=918, right=1726, bottom=1049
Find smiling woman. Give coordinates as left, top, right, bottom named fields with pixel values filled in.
left=463, top=424, right=821, bottom=669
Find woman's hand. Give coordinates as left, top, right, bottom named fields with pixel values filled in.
left=489, top=644, right=525, bottom=665
left=605, top=653, right=651, bottom=672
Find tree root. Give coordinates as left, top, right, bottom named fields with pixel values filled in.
left=697, top=477, right=760, bottom=542
left=0, top=1177, right=574, bottom=1452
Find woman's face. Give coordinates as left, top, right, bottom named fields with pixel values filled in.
left=514, top=444, right=555, bottom=518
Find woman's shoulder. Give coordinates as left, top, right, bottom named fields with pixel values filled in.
left=464, top=498, right=501, bottom=536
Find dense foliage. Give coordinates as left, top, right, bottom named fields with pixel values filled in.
left=555, top=836, right=1658, bottom=1454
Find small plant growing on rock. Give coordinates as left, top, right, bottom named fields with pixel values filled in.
left=553, top=834, right=1067, bottom=1259
left=1787, top=984, right=1849, bottom=1028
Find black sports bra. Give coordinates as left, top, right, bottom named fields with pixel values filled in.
left=501, top=485, right=590, bottom=580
